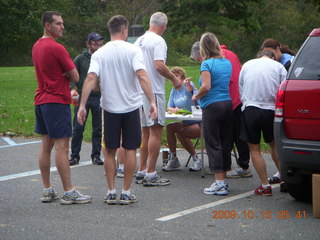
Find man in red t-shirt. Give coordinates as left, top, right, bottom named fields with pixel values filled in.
left=32, top=11, right=91, bottom=205
left=190, top=42, right=250, bottom=177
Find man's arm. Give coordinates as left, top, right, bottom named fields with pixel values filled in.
left=65, top=68, right=79, bottom=83
left=154, top=60, right=182, bottom=89
left=77, top=72, right=98, bottom=125
left=136, top=69, right=157, bottom=120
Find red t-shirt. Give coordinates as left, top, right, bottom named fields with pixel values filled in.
left=221, top=45, right=242, bottom=110
left=32, top=38, right=76, bottom=105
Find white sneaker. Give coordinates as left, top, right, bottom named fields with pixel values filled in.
left=226, top=167, right=252, bottom=178
left=204, top=182, right=228, bottom=195
left=189, top=159, right=201, bottom=171
left=162, top=156, right=180, bottom=171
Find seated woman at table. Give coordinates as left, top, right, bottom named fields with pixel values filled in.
left=163, top=67, right=201, bottom=172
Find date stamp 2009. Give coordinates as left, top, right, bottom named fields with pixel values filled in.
left=211, top=210, right=307, bottom=220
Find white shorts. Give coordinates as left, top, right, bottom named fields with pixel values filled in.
left=140, top=93, right=166, bottom=127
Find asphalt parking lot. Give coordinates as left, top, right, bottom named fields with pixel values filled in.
left=0, top=137, right=319, bottom=240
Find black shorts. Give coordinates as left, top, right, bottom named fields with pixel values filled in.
left=103, top=108, right=141, bottom=149
left=35, top=103, right=72, bottom=139
left=240, top=106, right=275, bottom=144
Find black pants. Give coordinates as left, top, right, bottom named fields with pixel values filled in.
left=71, top=95, right=102, bottom=159
left=231, top=104, right=250, bottom=169
left=202, top=100, right=232, bottom=173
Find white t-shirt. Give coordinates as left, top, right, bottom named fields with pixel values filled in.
left=134, top=31, right=167, bottom=94
left=88, top=40, right=146, bottom=113
left=239, top=57, right=287, bottom=111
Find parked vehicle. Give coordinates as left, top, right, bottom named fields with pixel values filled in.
left=274, top=28, right=320, bottom=201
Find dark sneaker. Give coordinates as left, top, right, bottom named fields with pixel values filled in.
left=40, top=188, right=59, bottom=203
left=60, top=190, right=92, bottom=205
left=116, top=168, right=124, bottom=178
left=69, top=157, right=80, bottom=166
left=135, top=172, right=146, bottom=184
left=142, top=173, right=170, bottom=187
left=104, top=193, right=118, bottom=205
left=119, top=193, right=137, bottom=205
left=280, top=181, right=288, bottom=193
left=254, top=185, right=272, bottom=196
left=268, top=176, right=280, bottom=184
left=203, top=182, right=228, bottom=196
left=92, top=157, right=104, bottom=165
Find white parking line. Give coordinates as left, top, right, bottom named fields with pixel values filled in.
left=2, top=137, right=17, bottom=145
left=156, top=184, right=280, bottom=222
left=0, top=161, right=92, bottom=182
left=0, top=137, right=42, bottom=149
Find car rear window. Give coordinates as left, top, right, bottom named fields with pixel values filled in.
left=288, top=37, right=320, bottom=80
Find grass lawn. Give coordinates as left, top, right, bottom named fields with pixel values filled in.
left=0, top=66, right=269, bottom=151
left=0, top=66, right=200, bottom=143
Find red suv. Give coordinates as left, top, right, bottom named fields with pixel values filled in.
left=274, top=28, right=320, bottom=201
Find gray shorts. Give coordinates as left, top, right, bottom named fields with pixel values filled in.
left=140, top=93, right=166, bottom=127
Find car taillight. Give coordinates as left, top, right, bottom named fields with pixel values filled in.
left=275, top=80, right=288, bottom=117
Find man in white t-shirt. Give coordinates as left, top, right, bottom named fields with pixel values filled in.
left=77, top=15, right=157, bottom=205
left=134, top=12, right=182, bottom=187
left=239, top=50, right=287, bottom=196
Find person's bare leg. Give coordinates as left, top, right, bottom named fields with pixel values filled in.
left=38, top=135, right=54, bottom=188
left=139, top=127, right=149, bottom=171
left=54, top=137, right=73, bottom=191
left=123, top=149, right=137, bottom=190
left=104, top=148, right=117, bottom=190
left=248, top=143, right=269, bottom=185
left=147, top=124, right=163, bottom=173
left=177, top=124, right=201, bottom=156
left=215, top=171, right=226, bottom=181
left=269, top=141, right=281, bottom=172
left=117, top=146, right=125, bottom=165
left=166, top=122, right=184, bottom=153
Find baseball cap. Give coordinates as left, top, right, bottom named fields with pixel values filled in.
left=87, top=32, right=104, bottom=42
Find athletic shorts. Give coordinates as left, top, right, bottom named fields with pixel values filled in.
left=103, top=108, right=141, bottom=149
left=240, top=106, right=275, bottom=144
left=35, top=103, right=72, bottom=139
left=140, top=93, right=166, bottom=127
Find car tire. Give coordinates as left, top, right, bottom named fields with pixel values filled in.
left=281, top=163, right=312, bottom=202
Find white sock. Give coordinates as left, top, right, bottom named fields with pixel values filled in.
left=65, top=189, right=75, bottom=194
left=118, top=164, right=124, bottom=170
left=262, top=184, right=270, bottom=188
left=122, top=189, right=131, bottom=195
left=273, top=172, right=280, bottom=178
left=146, top=171, right=157, bottom=178
left=215, top=180, right=225, bottom=186
left=107, top=189, right=116, bottom=195
left=138, top=169, right=147, bottom=175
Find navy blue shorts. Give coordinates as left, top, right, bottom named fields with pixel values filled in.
left=182, top=120, right=201, bottom=127
left=103, top=108, right=141, bottom=149
left=35, top=103, right=72, bottom=139
left=240, top=106, right=275, bottom=144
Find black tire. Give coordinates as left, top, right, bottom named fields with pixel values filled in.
left=285, top=177, right=312, bottom=202
left=281, top=163, right=312, bottom=202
